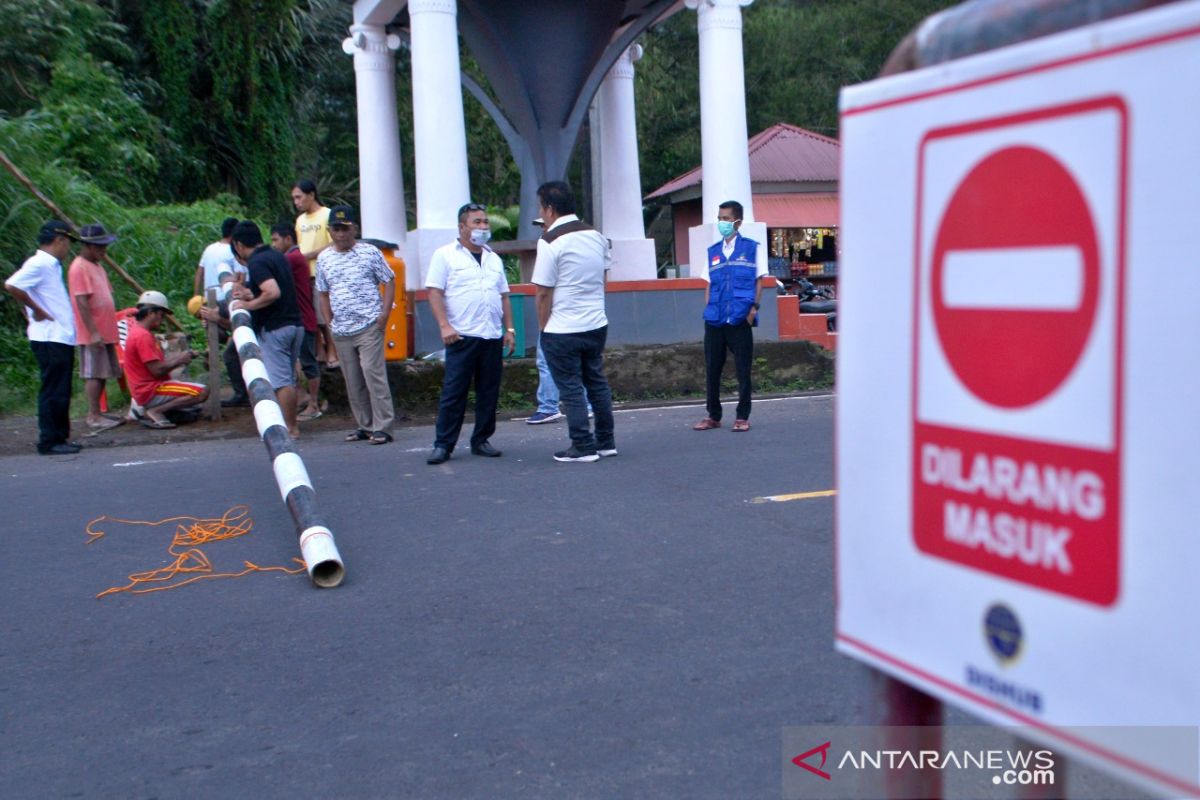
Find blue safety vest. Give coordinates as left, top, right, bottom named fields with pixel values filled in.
left=702, top=234, right=759, bottom=326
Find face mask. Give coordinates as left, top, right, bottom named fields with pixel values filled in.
left=717, top=220, right=736, bottom=238
left=470, top=228, right=492, bottom=246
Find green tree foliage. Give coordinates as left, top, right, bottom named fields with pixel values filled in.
left=636, top=0, right=958, bottom=198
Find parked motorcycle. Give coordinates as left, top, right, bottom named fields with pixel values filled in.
left=795, top=278, right=837, bottom=332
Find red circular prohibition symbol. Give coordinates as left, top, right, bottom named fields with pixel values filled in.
left=931, top=145, right=1100, bottom=409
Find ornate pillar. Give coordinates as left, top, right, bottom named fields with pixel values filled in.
left=407, top=0, right=471, bottom=286
left=684, top=0, right=765, bottom=276
left=593, top=44, right=657, bottom=280
left=343, top=23, right=407, bottom=251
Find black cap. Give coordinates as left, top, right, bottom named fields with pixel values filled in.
left=38, top=220, right=74, bottom=244
left=327, top=205, right=357, bottom=227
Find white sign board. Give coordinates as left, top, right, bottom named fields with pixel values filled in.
left=837, top=2, right=1200, bottom=795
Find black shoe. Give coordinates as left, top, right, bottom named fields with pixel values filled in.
left=597, top=442, right=619, bottom=458
left=221, top=396, right=251, bottom=408
left=39, top=443, right=82, bottom=456
left=426, top=446, right=451, bottom=465
left=553, top=446, right=599, bottom=463
left=470, top=441, right=502, bottom=457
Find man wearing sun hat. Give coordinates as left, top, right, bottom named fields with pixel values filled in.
left=69, top=222, right=124, bottom=433
left=123, top=290, right=209, bottom=429
left=4, top=220, right=80, bottom=455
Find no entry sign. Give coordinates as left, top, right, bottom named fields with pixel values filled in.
left=914, top=98, right=1126, bottom=607
left=837, top=2, right=1200, bottom=796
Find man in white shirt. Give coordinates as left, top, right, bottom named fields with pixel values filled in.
left=532, top=181, right=616, bottom=463
left=4, top=220, right=80, bottom=455
left=424, top=203, right=515, bottom=465
left=194, top=217, right=241, bottom=295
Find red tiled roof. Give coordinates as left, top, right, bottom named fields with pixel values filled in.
left=647, top=122, right=840, bottom=199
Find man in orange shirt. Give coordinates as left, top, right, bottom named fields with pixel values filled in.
left=68, top=223, right=123, bottom=433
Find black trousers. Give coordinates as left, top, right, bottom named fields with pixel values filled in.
left=223, top=339, right=249, bottom=399
left=704, top=322, right=754, bottom=422
left=433, top=336, right=503, bottom=451
left=31, top=341, right=74, bottom=451
left=541, top=325, right=615, bottom=452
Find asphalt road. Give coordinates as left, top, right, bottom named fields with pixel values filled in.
left=3, top=394, right=873, bottom=799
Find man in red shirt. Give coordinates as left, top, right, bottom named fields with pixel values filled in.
left=123, top=291, right=209, bottom=429
left=270, top=223, right=322, bottom=420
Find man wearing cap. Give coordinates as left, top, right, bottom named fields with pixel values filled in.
left=229, top=221, right=305, bottom=439
left=424, top=202, right=515, bottom=465
left=69, top=223, right=123, bottom=433
left=315, top=205, right=396, bottom=445
left=122, top=291, right=209, bottom=428
left=5, top=220, right=80, bottom=454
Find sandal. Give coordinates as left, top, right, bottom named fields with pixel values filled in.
left=298, top=408, right=323, bottom=421
left=345, top=429, right=369, bottom=442
left=692, top=418, right=721, bottom=431
left=368, top=430, right=393, bottom=445
left=139, top=417, right=176, bottom=430
left=732, top=419, right=751, bottom=432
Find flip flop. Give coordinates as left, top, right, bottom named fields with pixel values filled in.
left=298, top=409, right=323, bottom=421
left=139, top=418, right=176, bottom=430
left=87, top=418, right=123, bottom=433
left=345, top=429, right=369, bottom=442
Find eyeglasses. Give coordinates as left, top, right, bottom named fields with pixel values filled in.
left=457, top=202, right=487, bottom=217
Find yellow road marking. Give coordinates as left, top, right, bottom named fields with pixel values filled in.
left=751, top=489, right=837, bottom=504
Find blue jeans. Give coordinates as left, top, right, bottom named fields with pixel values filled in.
left=536, top=336, right=591, bottom=415
left=535, top=339, right=559, bottom=415
left=539, top=326, right=614, bottom=452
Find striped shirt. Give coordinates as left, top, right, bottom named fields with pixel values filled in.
left=315, top=242, right=394, bottom=336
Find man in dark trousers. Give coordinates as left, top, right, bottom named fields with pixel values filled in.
left=4, top=220, right=80, bottom=454
left=532, top=181, right=616, bottom=463
left=424, top=202, right=515, bottom=465
left=229, top=221, right=304, bottom=438
left=693, top=200, right=767, bottom=433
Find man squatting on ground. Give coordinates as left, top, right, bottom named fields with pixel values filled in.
left=532, top=181, right=618, bottom=463
left=693, top=199, right=767, bottom=433
left=5, top=220, right=80, bottom=455
left=315, top=205, right=396, bottom=445
left=68, top=223, right=124, bottom=433
left=122, top=291, right=209, bottom=428
left=424, top=202, right=515, bottom=465
left=229, top=221, right=305, bottom=438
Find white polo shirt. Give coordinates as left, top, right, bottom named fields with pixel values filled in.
left=531, top=215, right=611, bottom=334
left=425, top=239, right=510, bottom=340
left=5, top=248, right=76, bottom=345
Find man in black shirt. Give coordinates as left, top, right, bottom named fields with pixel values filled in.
left=230, top=221, right=305, bottom=437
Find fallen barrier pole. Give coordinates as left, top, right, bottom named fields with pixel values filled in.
left=229, top=300, right=345, bottom=588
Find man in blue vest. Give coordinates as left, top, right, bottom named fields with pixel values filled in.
left=693, top=200, right=767, bottom=433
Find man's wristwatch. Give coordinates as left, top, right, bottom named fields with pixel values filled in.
left=751, top=302, right=760, bottom=310
left=505, top=327, right=516, bottom=333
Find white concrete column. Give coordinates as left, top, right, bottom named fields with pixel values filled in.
left=344, top=23, right=407, bottom=249
left=407, top=0, right=471, bottom=285
left=594, top=44, right=657, bottom=280
left=684, top=0, right=765, bottom=277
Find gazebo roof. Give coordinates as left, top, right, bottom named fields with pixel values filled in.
left=647, top=122, right=840, bottom=200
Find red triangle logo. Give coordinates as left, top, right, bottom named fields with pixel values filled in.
left=792, top=741, right=832, bottom=780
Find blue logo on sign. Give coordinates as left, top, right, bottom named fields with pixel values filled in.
left=983, top=603, right=1023, bottom=664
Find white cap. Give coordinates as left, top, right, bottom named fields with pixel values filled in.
left=137, top=290, right=170, bottom=310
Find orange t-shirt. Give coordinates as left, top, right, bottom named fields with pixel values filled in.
left=123, top=323, right=165, bottom=405
left=68, top=256, right=119, bottom=345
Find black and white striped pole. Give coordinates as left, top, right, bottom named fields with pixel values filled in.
left=229, top=299, right=345, bottom=588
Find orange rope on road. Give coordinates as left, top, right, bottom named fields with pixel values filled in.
left=86, top=505, right=307, bottom=599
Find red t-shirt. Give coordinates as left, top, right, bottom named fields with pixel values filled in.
left=123, top=322, right=165, bottom=405
left=286, top=246, right=317, bottom=332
